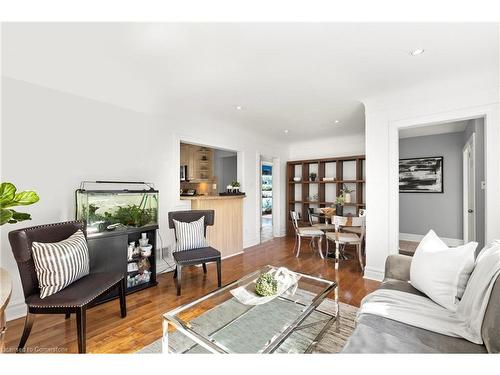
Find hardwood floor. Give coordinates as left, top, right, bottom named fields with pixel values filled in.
left=4, top=236, right=379, bottom=354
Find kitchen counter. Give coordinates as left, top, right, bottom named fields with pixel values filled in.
left=180, top=195, right=246, bottom=200
left=181, top=195, right=245, bottom=258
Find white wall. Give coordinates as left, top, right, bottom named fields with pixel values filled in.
left=363, top=79, right=500, bottom=281
left=288, top=133, right=365, bottom=160
left=0, top=77, right=288, bottom=320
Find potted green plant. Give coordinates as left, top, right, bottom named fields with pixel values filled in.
left=231, top=180, right=241, bottom=194
left=0, top=182, right=40, bottom=225
left=309, top=172, right=317, bottom=182
left=341, top=184, right=355, bottom=203
left=334, top=194, right=345, bottom=216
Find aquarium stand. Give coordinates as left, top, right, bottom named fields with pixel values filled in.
left=86, top=225, right=159, bottom=305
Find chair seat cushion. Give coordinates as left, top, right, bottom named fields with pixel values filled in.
left=173, top=246, right=221, bottom=265
left=326, top=232, right=361, bottom=243
left=298, top=228, right=324, bottom=236
left=26, top=272, right=123, bottom=308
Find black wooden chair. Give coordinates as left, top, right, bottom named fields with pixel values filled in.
left=8, top=221, right=126, bottom=353
left=168, top=210, right=222, bottom=296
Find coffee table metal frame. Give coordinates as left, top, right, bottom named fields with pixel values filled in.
left=162, top=265, right=339, bottom=354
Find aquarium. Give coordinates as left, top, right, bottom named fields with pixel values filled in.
left=76, top=182, right=159, bottom=235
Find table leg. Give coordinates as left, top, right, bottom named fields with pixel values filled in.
left=162, top=319, right=170, bottom=354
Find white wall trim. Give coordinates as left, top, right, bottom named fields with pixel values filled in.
left=399, top=232, right=464, bottom=247
left=363, top=267, right=384, bottom=282
left=388, top=106, right=498, bottom=258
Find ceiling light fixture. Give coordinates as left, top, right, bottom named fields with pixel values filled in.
left=409, top=48, right=425, bottom=56
left=235, top=105, right=243, bottom=110
left=284, top=129, right=289, bottom=134
left=334, top=120, right=340, bottom=124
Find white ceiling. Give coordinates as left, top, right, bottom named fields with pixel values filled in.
left=2, top=23, right=498, bottom=142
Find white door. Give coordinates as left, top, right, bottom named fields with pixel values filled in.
left=463, top=134, right=476, bottom=242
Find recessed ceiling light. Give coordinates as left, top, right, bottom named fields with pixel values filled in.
left=235, top=105, right=243, bottom=110
left=334, top=120, right=340, bottom=124
left=284, top=129, right=289, bottom=134
left=409, top=48, right=425, bottom=56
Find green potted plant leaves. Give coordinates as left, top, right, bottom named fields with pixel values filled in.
left=333, top=194, right=345, bottom=217
left=0, top=182, right=40, bottom=225
left=309, top=172, right=317, bottom=182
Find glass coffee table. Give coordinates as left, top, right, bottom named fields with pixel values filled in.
left=162, top=265, right=338, bottom=354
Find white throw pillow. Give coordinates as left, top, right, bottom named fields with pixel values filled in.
left=32, top=230, right=90, bottom=299
left=173, top=216, right=208, bottom=251
left=410, top=230, right=478, bottom=311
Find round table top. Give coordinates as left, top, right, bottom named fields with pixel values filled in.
left=313, top=223, right=335, bottom=231
left=0, top=268, right=12, bottom=312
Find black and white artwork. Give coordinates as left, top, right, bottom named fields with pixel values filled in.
left=399, top=156, right=443, bottom=193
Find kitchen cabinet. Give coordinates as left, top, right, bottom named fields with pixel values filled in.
left=180, top=143, right=214, bottom=182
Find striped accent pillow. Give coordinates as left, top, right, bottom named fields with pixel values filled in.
left=32, top=229, right=90, bottom=299
left=173, top=216, right=208, bottom=251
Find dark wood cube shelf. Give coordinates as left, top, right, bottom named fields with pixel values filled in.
left=286, top=155, right=366, bottom=236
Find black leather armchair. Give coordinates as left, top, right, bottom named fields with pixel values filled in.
left=8, top=221, right=126, bottom=353
left=168, top=210, right=222, bottom=296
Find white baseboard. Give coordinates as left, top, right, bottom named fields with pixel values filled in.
left=363, top=266, right=384, bottom=282
left=399, top=233, right=464, bottom=247
left=222, top=251, right=244, bottom=260
left=243, top=237, right=260, bottom=249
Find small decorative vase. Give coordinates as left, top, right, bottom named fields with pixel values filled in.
left=335, top=204, right=344, bottom=217
left=344, top=193, right=351, bottom=203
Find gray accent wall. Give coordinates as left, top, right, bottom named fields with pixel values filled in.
left=399, top=132, right=464, bottom=240
left=214, top=150, right=237, bottom=193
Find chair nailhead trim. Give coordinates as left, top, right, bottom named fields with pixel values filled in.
left=28, top=279, right=122, bottom=308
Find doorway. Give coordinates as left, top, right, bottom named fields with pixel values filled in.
left=463, top=133, right=476, bottom=243
left=398, top=117, right=485, bottom=255
left=260, top=161, right=273, bottom=243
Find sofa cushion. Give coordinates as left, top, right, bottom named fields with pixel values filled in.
left=481, top=274, right=500, bottom=353
left=379, top=278, right=426, bottom=297
left=410, top=230, right=477, bottom=310
left=342, top=314, right=487, bottom=353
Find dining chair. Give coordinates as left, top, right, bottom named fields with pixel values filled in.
left=290, top=211, right=325, bottom=258
left=325, top=215, right=366, bottom=271
left=168, top=210, right=222, bottom=296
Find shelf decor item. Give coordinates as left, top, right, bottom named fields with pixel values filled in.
left=231, top=180, right=241, bottom=193
left=309, top=172, right=317, bottom=182
left=341, top=184, right=356, bottom=204
left=0, top=182, right=39, bottom=226
left=293, top=177, right=301, bottom=182
left=334, top=195, right=345, bottom=216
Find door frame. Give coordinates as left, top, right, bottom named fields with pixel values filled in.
left=255, top=152, right=281, bottom=244
left=463, top=133, right=476, bottom=243
left=259, top=160, right=274, bottom=242
left=388, top=107, right=494, bottom=256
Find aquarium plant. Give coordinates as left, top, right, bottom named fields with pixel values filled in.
left=255, top=273, right=278, bottom=297
left=0, top=182, right=39, bottom=226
